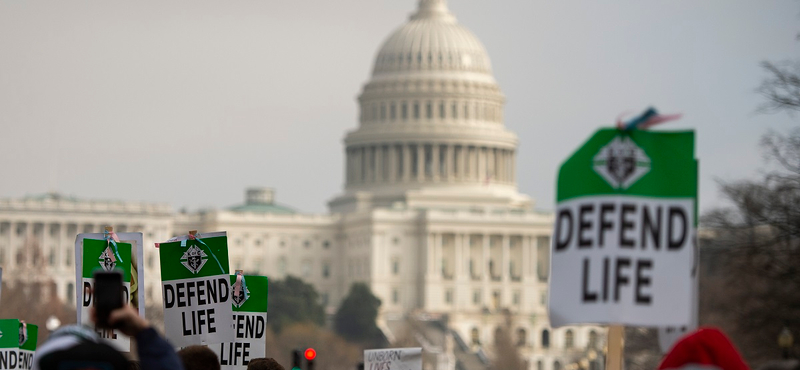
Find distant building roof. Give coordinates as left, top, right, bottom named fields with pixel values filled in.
left=229, top=203, right=296, bottom=214
left=228, top=188, right=296, bottom=214
left=0, top=192, right=172, bottom=215
left=23, top=192, right=81, bottom=202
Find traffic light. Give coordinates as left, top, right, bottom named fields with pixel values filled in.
left=292, top=349, right=302, bottom=370
left=305, top=348, right=316, bottom=370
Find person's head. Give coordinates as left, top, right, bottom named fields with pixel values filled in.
left=247, top=358, right=285, bottom=370
left=33, top=325, right=129, bottom=370
left=177, top=345, right=220, bottom=370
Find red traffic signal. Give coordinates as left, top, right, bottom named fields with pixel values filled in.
left=304, top=348, right=317, bottom=361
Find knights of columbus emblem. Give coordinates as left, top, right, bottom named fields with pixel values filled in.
left=231, top=279, right=250, bottom=308
left=181, top=245, right=208, bottom=274
left=593, top=136, right=651, bottom=190
left=99, top=247, right=116, bottom=271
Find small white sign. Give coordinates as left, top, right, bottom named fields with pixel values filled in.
left=364, top=347, right=422, bottom=370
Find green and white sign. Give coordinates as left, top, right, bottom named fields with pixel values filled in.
left=75, top=232, right=146, bottom=343
left=159, top=233, right=233, bottom=347
left=80, top=238, right=132, bottom=351
left=213, top=274, right=268, bottom=370
left=548, top=128, right=697, bottom=327
left=0, top=319, right=38, bottom=370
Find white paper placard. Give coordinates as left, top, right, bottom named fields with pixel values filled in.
left=364, top=347, right=422, bottom=370
left=75, top=232, right=144, bottom=352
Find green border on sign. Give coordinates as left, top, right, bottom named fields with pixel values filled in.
left=0, top=319, right=19, bottom=349
left=82, top=238, right=132, bottom=281
left=159, top=236, right=230, bottom=281
left=19, top=324, right=37, bottom=351
left=231, top=275, right=268, bottom=313
left=558, top=128, right=697, bottom=203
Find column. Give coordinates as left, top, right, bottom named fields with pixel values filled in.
left=354, top=147, right=362, bottom=183
left=435, top=233, right=442, bottom=279
left=459, top=145, right=467, bottom=181
left=10, top=222, right=21, bottom=269
left=468, top=147, right=474, bottom=181
left=505, top=150, right=510, bottom=183
left=427, top=233, right=436, bottom=276
left=344, top=150, right=349, bottom=183
left=354, top=148, right=360, bottom=183
left=477, top=148, right=484, bottom=182
left=346, top=149, right=352, bottom=183
left=520, top=235, right=532, bottom=282
left=4, top=221, right=13, bottom=269
left=454, top=234, right=463, bottom=278
left=507, top=150, right=513, bottom=183
left=506, top=150, right=512, bottom=183
left=356, top=148, right=363, bottom=183
left=389, top=144, right=397, bottom=183
left=417, top=144, right=424, bottom=182
left=482, top=234, right=490, bottom=283
left=447, top=144, right=455, bottom=181
left=502, top=234, right=510, bottom=283
left=375, top=146, right=384, bottom=183
left=403, top=144, right=411, bottom=182
left=532, top=236, right=541, bottom=281
left=41, top=223, right=49, bottom=269
left=486, top=148, right=497, bottom=183
left=500, top=150, right=507, bottom=183
left=432, top=144, right=440, bottom=182
left=510, top=150, right=516, bottom=183
left=362, top=147, right=369, bottom=182
left=367, top=147, right=375, bottom=183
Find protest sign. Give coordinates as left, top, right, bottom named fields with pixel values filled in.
left=549, top=128, right=697, bottom=327
left=0, top=319, right=38, bottom=370
left=75, top=231, right=145, bottom=322
left=159, top=232, right=233, bottom=347
left=76, top=234, right=134, bottom=351
left=364, top=347, right=422, bottom=370
left=213, top=273, right=268, bottom=369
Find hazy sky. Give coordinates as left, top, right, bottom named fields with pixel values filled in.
left=0, top=1, right=797, bottom=214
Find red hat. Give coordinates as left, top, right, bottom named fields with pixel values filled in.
left=658, top=327, right=750, bottom=370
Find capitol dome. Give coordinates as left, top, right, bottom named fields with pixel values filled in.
left=331, top=0, right=531, bottom=212
left=371, top=0, right=492, bottom=77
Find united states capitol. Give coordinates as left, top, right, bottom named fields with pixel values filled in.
left=0, top=1, right=603, bottom=369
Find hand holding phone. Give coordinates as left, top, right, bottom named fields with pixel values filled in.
left=93, top=271, right=124, bottom=328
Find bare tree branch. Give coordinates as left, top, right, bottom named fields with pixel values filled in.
left=700, top=130, right=800, bottom=367
left=758, top=61, right=800, bottom=114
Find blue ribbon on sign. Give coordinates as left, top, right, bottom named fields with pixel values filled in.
left=103, top=229, right=124, bottom=263
left=617, top=107, right=683, bottom=131
left=180, top=233, right=225, bottom=274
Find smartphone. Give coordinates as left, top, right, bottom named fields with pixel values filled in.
left=93, top=270, right=124, bottom=328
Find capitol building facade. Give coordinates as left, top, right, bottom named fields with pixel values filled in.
left=0, top=1, right=603, bottom=369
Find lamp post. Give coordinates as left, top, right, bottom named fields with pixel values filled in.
left=778, top=327, right=794, bottom=359
left=45, top=316, right=61, bottom=332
